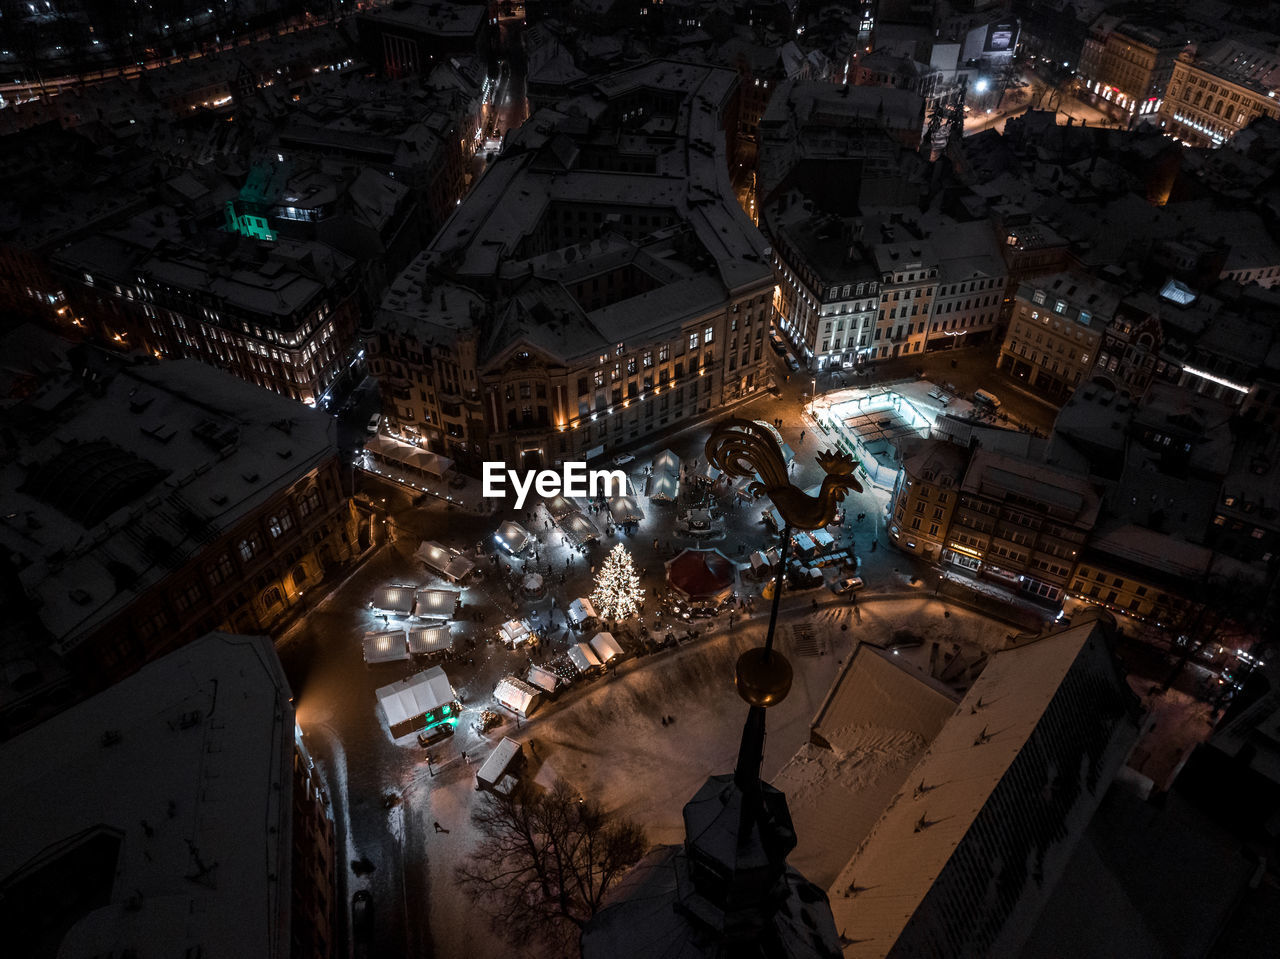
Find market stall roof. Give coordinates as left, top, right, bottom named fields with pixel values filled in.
left=609, top=495, right=644, bottom=523
left=526, top=665, right=560, bottom=694
left=407, top=625, right=452, bottom=656
left=414, top=587, right=459, bottom=620
left=372, top=585, right=416, bottom=614
left=666, top=548, right=737, bottom=601
left=376, top=666, right=456, bottom=728
left=561, top=510, right=599, bottom=546
left=750, top=550, right=771, bottom=571
left=500, top=619, right=533, bottom=646
left=495, top=520, right=531, bottom=554
left=812, top=528, right=835, bottom=549
left=687, top=508, right=713, bottom=529
left=793, top=532, right=817, bottom=554
left=494, top=675, right=541, bottom=717
left=413, top=540, right=475, bottom=582
left=590, top=631, right=624, bottom=664
left=650, top=449, right=681, bottom=502
left=568, top=597, right=598, bottom=624
left=699, top=462, right=722, bottom=481
left=363, top=630, right=409, bottom=664
left=366, top=433, right=453, bottom=477
left=545, top=493, right=577, bottom=519
left=568, top=642, right=603, bottom=673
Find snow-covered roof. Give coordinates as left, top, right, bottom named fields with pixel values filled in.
left=494, top=675, right=541, bottom=715
left=376, top=666, right=457, bottom=727
left=568, top=597, right=598, bottom=623
left=414, top=587, right=459, bottom=619
left=829, top=624, right=1129, bottom=956
left=777, top=644, right=958, bottom=887
left=0, top=634, right=292, bottom=959
left=590, top=631, right=624, bottom=663
left=569, top=642, right=603, bottom=672
left=363, top=630, right=410, bottom=664
left=373, top=585, right=417, bottom=614
left=0, top=348, right=336, bottom=654
left=407, top=625, right=452, bottom=655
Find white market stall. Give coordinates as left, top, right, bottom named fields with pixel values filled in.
left=376, top=665, right=460, bottom=739
left=544, top=494, right=577, bottom=520
left=493, top=675, right=542, bottom=717
left=812, top=528, right=836, bottom=552
left=568, top=641, right=603, bottom=674
left=494, top=520, right=532, bottom=555
left=526, top=665, right=561, bottom=696
left=414, top=541, right=476, bottom=583
left=589, top=631, right=625, bottom=666
left=568, top=597, right=598, bottom=626
left=414, top=587, right=460, bottom=620
left=363, top=630, right=410, bottom=665
left=372, top=585, right=417, bottom=615
left=500, top=619, right=534, bottom=648
left=560, top=510, right=599, bottom=546
left=408, top=625, right=453, bottom=657
left=608, top=495, right=645, bottom=524
left=650, top=449, right=681, bottom=502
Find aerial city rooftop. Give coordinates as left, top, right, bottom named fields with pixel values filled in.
left=1, top=1, right=1279, bottom=957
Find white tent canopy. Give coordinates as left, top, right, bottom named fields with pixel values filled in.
left=590, top=632, right=624, bottom=665
left=812, top=528, right=836, bottom=550
left=365, top=433, right=453, bottom=478
left=376, top=666, right=456, bottom=728
left=493, top=675, right=541, bottom=717
left=363, top=630, right=409, bottom=664
left=568, top=597, right=598, bottom=625
left=544, top=494, right=577, bottom=519
left=569, top=642, right=603, bottom=673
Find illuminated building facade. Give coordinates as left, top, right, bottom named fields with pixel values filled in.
left=368, top=60, right=772, bottom=471
left=998, top=273, right=1120, bottom=402
left=944, top=450, right=1101, bottom=603
left=0, top=343, right=358, bottom=688
left=1159, top=42, right=1280, bottom=148
left=1078, top=19, right=1188, bottom=126
left=888, top=440, right=969, bottom=561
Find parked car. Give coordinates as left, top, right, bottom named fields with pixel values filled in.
left=831, top=576, right=865, bottom=594
left=352, top=891, right=374, bottom=943
left=770, top=332, right=787, bottom=355
left=365, top=413, right=381, bottom=434
left=785, top=353, right=801, bottom=372
left=612, top=453, right=635, bottom=466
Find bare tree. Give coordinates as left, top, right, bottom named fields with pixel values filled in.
left=456, top=778, right=647, bottom=954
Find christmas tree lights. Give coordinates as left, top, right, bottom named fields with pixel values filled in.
left=591, top=544, right=644, bottom=623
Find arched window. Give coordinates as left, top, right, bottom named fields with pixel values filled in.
left=263, top=586, right=283, bottom=610
left=292, top=565, right=308, bottom=591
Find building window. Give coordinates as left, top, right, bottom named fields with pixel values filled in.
left=239, top=536, right=261, bottom=562
left=268, top=511, right=294, bottom=539
left=298, top=487, right=323, bottom=518
left=263, top=586, right=284, bottom=609
left=1033, top=290, right=1046, bottom=305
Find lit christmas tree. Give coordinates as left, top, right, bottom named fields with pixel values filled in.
left=591, top=544, right=644, bottom=623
